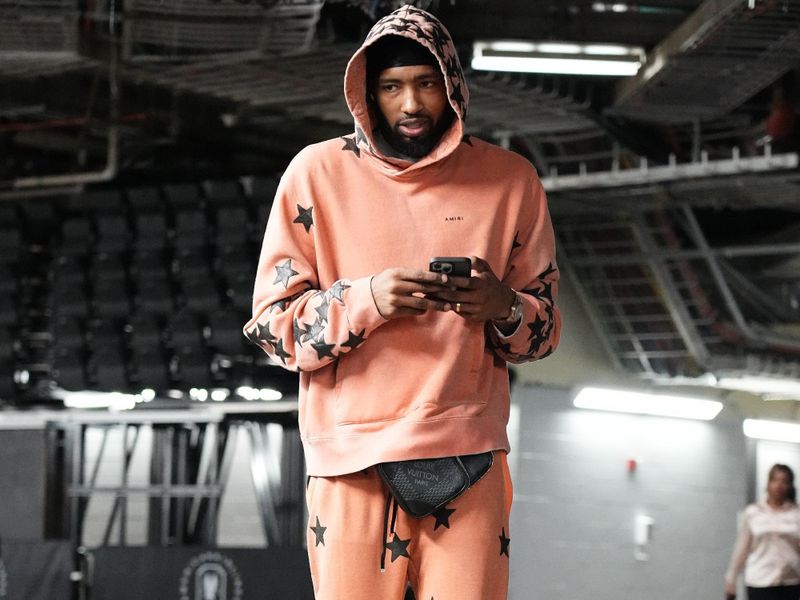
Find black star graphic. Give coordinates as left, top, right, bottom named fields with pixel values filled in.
left=527, top=335, right=546, bottom=356
left=409, top=23, right=432, bottom=44
left=355, top=126, right=368, bottom=145
left=329, top=280, right=351, bottom=303
left=429, top=23, right=450, bottom=53
left=315, top=295, right=330, bottom=321
left=537, top=281, right=554, bottom=304
left=270, top=298, right=289, bottom=312
left=449, top=82, right=465, bottom=108
left=246, top=321, right=275, bottom=348
left=340, top=136, right=360, bottom=158
left=536, top=262, right=558, bottom=281
left=432, top=505, right=456, bottom=531
left=385, top=534, right=411, bottom=562
left=292, top=318, right=308, bottom=345
left=499, top=528, right=510, bottom=557
left=310, top=516, right=327, bottom=547
left=527, top=315, right=547, bottom=341
left=272, top=338, right=292, bottom=365
left=293, top=204, right=314, bottom=233
left=303, top=317, right=325, bottom=343
left=341, top=329, right=366, bottom=350
left=273, top=259, right=299, bottom=289
left=511, top=231, right=522, bottom=252
left=444, top=54, right=460, bottom=80
left=311, top=338, right=336, bottom=360
left=461, top=134, right=473, bottom=146
left=495, top=341, right=514, bottom=356
left=386, top=21, right=412, bottom=34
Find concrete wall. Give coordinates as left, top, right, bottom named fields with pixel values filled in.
left=508, top=385, right=747, bottom=600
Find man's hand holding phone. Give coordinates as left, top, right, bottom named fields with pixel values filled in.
left=370, top=267, right=453, bottom=319
left=369, top=257, right=515, bottom=322
left=428, top=256, right=516, bottom=322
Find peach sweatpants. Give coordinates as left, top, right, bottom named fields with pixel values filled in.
left=305, top=451, right=513, bottom=600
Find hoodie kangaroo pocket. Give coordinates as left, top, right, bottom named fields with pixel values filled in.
left=333, top=317, right=484, bottom=426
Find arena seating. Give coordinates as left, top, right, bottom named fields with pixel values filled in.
left=0, top=176, right=299, bottom=405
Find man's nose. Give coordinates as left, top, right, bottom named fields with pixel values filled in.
left=400, top=88, right=423, bottom=114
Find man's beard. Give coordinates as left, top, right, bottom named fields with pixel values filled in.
left=377, top=109, right=454, bottom=159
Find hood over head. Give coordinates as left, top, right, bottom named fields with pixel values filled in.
left=343, top=4, right=469, bottom=171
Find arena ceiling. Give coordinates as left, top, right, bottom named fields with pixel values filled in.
left=1, top=0, right=800, bottom=397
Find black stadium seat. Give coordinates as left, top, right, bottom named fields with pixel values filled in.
left=51, top=317, right=84, bottom=349
left=134, top=211, right=168, bottom=252
left=0, top=264, right=16, bottom=294
left=0, top=359, right=16, bottom=399
left=126, top=186, right=162, bottom=212
left=131, top=347, right=170, bottom=390
left=174, top=210, right=208, bottom=249
left=52, top=348, right=86, bottom=390
left=215, top=205, right=250, bottom=248
left=163, top=183, right=203, bottom=210
left=96, top=214, right=130, bottom=253
left=135, top=275, right=174, bottom=315
left=0, top=327, right=14, bottom=361
left=60, top=216, right=94, bottom=256
left=93, top=280, right=131, bottom=318
left=0, top=293, right=16, bottom=326
left=180, top=278, right=222, bottom=314
left=205, top=179, right=245, bottom=206
left=207, top=311, right=247, bottom=356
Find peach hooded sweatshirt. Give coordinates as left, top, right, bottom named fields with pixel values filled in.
left=244, top=5, right=561, bottom=477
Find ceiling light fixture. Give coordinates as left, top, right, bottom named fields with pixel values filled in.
left=472, top=40, right=645, bottom=77
left=743, top=419, right=800, bottom=443
left=573, top=387, right=723, bottom=420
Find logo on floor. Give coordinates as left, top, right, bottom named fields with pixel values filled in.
left=179, top=551, right=243, bottom=600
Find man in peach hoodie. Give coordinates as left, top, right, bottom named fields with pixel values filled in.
left=245, top=5, right=561, bottom=599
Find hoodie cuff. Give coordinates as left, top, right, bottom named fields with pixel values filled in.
left=344, top=276, right=388, bottom=332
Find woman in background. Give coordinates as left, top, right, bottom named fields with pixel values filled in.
left=725, top=464, right=800, bottom=600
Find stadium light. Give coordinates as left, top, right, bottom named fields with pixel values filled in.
left=574, top=386, right=723, bottom=420
left=471, top=40, right=645, bottom=77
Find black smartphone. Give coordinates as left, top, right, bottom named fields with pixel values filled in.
left=429, top=256, right=471, bottom=278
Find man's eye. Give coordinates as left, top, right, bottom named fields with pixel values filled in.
left=381, top=84, right=398, bottom=92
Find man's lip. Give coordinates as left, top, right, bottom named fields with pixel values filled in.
left=398, top=119, right=430, bottom=137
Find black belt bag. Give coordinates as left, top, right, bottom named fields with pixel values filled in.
left=376, top=451, right=494, bottom=518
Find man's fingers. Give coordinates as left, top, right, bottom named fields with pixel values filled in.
left=396, top=268, right=449, bottom=284
left=469, top=256, right=492, bottom=273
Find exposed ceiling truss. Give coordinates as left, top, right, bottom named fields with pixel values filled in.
left=611, top=0, right=800, bottom=123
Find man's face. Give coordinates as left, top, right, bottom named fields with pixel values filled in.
left=373, top=64, right=452, bottom=159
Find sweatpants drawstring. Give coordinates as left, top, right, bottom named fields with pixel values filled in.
left=380, top=492, right=392, bottom=572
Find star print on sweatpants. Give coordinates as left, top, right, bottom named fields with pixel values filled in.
left=385, top=533, right=411, bottom=562
left=499, top=527, right=510, bottom=557
left=432, top=505, right=455, bottom=531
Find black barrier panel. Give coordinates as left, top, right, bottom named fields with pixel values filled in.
left=92, top=546, right=314, bottom=600
left=0, top=540, right=73, bottom=600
